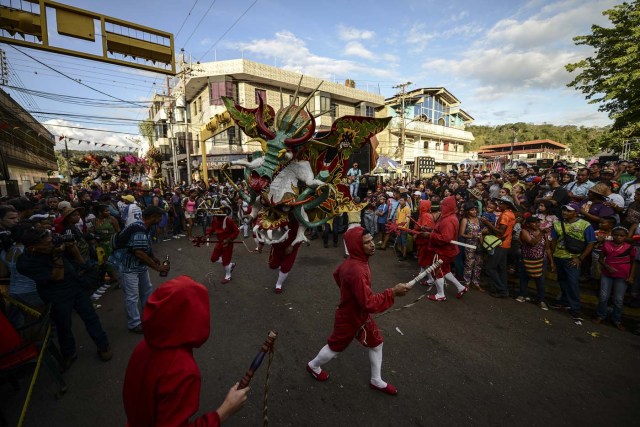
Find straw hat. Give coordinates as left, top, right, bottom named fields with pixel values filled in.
left=589, top=182, right=610, bottom=197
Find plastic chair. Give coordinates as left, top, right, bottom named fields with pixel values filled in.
left=0, top=296, right=67, bottom=427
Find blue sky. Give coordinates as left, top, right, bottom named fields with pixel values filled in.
left=0, top=0, right=618, bottom=151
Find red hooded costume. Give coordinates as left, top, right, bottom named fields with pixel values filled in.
left=207, top=215, right=239, bottom=265
left=327, top=227, right=395, bottom=352
left=424, top=196, right=459, bottom=276
left=268, top=218, right=301, bottom=274
left=123, top=276, right=220, bottom=427
left=415, top=199, right=435, bottom=267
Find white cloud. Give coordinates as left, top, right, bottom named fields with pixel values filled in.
left=422, top=0, right=617, bottom=101
left=344, top=41, right=374, bottom=59
left=337, top=24, right=375, bottom=41
left=45, top=119, right=138, bottom=153
left=405, top=23, right=434, bottom=53
left=235, top=31, right=398, bottom=81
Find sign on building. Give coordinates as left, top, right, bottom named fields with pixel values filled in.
left=414, top=156, right=435, bottom=176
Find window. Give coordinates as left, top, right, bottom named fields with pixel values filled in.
left=209, top=80, right=234, bottom=106
left=320, top=95, right=331, bottom=112
left=255, top=89, right=266, bottom=105
left=196, top=96, right=202, bottom=114
left=365, top=105, right=375, bottom=117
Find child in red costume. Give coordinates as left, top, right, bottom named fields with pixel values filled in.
left=424, top=196, right=468, bottom=301
left=268, top=218, right=302, bottom=294
left=414, top=199, right=435, bottom=285
left=306, top=227, right=410, bottom=395
left=123, top=276, right=248, bottom=426
left=206, top=208, right=239, bottom=284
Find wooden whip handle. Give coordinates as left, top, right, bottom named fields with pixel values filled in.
left=238, top=331, right=278, bottom=390
left=406, top=259, right=444, bottom=288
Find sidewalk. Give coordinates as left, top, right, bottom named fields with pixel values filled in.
left=507, top=271, right=640, bottom=321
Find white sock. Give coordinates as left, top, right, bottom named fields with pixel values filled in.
left=224, top=263, right=233, bottom=279
left=216, top=258, right=222, bottom=264
left=369, top=343, right=386, bottom=388
left=427, top=272, right=434, bottom=285
left=435, top=278, right=446, bottom=298
left=275, top=270, right=288, bottom=290
left=445, top=272, right=465, bottom=292
left=309, top=344, right=338, bottom=373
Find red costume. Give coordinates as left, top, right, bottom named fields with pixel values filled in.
left=414, top=199, right=435, bottom=267
left=327, top=227, right=395, bottom=352
left=268, top=219, right=301, bottom=274
left=123, top=276, right=220, bottom=427
left=424, top=196, right=459, bottom=278
left=207, top=215, right=239, bottom=265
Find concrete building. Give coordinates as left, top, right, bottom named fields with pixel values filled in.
left=377, top=87, right=476, bottom=174
left=0, top=88, right=57, bottom=196
left=148, top=59, right=386, bottom=184
left=478, top=139, right=570, bottom=164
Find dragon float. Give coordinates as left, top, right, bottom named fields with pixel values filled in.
left=221, top=77, right=390, bottom=247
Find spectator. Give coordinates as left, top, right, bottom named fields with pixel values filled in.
left=566, top=168, right=595, bottom=203
left=394, top=197, right=411, bottom=261
left=549, top=203, right=597, bottom=323
left=459, top=201, right=484, bottom=292
left=580, top=183, right=616, bottom=230
left=375, top=196, right=389, bottom=246
left=482, top=196, right=517, bottom=298
left=536, top=172, right=569, bottom=216
left=589, top=162, right=602, bottom=184
left=518, top=216, right=552, bottom=309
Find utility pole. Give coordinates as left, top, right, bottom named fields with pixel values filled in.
left=392, top=82, right=412, bottom=170
left=63, top=136, right=72, bottom=184
left=179, top=49, right=193, bottom=185
left=510, top=126, right=517, bottom=166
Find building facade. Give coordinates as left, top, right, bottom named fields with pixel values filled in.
left=478, top=139, right=570, bottom=164
left=376, top=87, right=476, bottom=174
left=148, top=59, right=386, bottom=184
left=0, top=88, right=56, bottom=196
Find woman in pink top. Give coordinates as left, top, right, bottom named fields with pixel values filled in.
left=183, top=191, right=198, bottom=238
left=596, top=226, right=636, bottom=330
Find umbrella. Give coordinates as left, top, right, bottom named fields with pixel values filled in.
left=375, top=156, right=399, bottom=170
left=30, top=182, right=57, bottom=191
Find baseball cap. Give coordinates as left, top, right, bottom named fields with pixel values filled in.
left=561, top=202, right=581, bottom=211
left=413, top=190, right=422, bottom=196
left=121, top=195, right=136, bottom=203
left=525, top=176, right=542, bottom=184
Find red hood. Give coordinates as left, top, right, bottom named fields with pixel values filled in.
left=417, top=199, right=434, bottom=228
left=441, top=196, right=457, bottom=219
left=344, top=226, right=367, bottom=263
left=142, top=276, right=210, bottom=350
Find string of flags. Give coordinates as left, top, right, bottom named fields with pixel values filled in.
left=55, top=135, right=139, bottom=151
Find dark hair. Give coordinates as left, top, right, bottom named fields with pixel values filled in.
left=20, top=227, right=50, bottom=247
left=0, top=205, right=17, bottom=219
left=463, top=201, right=478, bottom=212
left=142, top=206, right=165, bottom=218
left=7, top=197, right=34, bottom=212
left=600, top=216, right=617, bottom=225
left=94, top=204, right=111, bottom=216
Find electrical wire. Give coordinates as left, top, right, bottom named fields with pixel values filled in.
left=175, top=0, right=201, bottom=39
left=181, top=0, right=218, bottom=49
left=199, top=0, right=260, bottom=62
left=8, top=45, right=148, bottom=107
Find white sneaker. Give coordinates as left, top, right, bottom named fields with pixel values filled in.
left=90, top=293, right=101, bottom=301
left=515, top=296, right=526, bottom=303
left=539, top=301, right=549, bottom=311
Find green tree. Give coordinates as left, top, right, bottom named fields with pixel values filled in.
left=566, top=1, right=640, bottom=150
left=139, top=120, right=155, bottom=146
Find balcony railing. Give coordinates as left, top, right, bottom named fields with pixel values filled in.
left=389, top=117, right=474, bottom=143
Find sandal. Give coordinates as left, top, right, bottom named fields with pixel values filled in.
left=473, top=284, right=485, bottom=293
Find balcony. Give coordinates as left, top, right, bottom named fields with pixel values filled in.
left=389, top=117, right=474, bottom=143
left=403, top=141, right=477, bottom=164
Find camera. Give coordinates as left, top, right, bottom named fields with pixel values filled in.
left=51, top=231, right=75, bottom=246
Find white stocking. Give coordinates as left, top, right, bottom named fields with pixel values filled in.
left=275, top=270, right=288, bottom=290
left=369, top=343, right=386, bottom=388
left=308, top=344, right=337, bottom=373
left=224, top=263, right=233, bottom=279
left=445, top=272, right=465, bottom=292
left=435, top=277, right=446, bottom=298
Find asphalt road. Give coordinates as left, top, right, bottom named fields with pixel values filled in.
left=2, top=233, right=640, bottom=427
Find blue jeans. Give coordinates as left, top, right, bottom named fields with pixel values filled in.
left=519, top=259, right=547, bottom=301
left=486, top=247, right=509, bottom=295
left=364, top=211, right=376, bottom=237
left=596, top=275, right=627, bottom=323
left=121, top=269, right=153, bottom=329
left=554, top=257, right=581, bottom=315
left=349, top=181, right=359, bottom=198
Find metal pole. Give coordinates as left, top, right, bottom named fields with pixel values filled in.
left=181, top=49, right=192, bottom=185
left=63, top=137, right=71, bottom=184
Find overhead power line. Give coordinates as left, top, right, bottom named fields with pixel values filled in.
left=175, top=0, right=201, bottom=39
left=8, top=45, right=147, bottom=108
left=181, top=0, right=218, bottom=49
left=199, top=0, right=260, bottom=62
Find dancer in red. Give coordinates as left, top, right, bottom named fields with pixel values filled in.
left=123, top=276, right=248, bottom=426
left=268, top=218, right=302, bottom=294
left=414, top=199, right=435, bottom=285
left=306, top=226, right=410, bottom=395
left=424, top=196, right=468, bottom=301
left=206, top=207, right=239, bottom=284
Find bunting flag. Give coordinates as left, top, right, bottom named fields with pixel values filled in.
left=59, top=135, right=64, bottom=141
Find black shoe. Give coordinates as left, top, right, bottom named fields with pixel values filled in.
left=489, top=292, right=507, bottom=299
left=549, top=302, right=570, bottom=310
left=128, top=325, right=144, bottom=334
left=97, top=347, right=113, bottom=361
